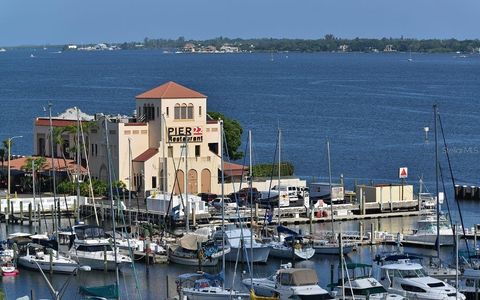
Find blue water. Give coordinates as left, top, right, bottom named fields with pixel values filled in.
left=1, top=49, right=480, bottom=298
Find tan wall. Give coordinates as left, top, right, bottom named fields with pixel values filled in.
left=356, top=185, right=414, bottom=203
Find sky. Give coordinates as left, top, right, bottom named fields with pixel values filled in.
left=1, top=0, right=479, bottom=46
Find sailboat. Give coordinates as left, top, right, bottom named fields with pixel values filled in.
left=179, top=121, right=249, bottom=300
left=312, top=140, right=355, bottom=255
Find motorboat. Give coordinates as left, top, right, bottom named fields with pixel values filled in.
left=0, top=247, right=18, bottom=276
left=177, top=272, right=249, bottom=300
left=242, top=263, right=334, bottom=299
left=214, top=226, right=270, bottom=263
left=379, top=258, right=465, bottom=299
left=457, top=268, right=480, bottom=300
left=168, top=232, right=229, bottom=267
left=17, top=243, right=78, bottom=274
left=403, top=214, right=455, bottom=246
left=69, top=225, right=132, bottom=271
left=331, top=263, right=405, bottom=299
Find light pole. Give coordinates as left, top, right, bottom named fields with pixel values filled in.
left=7, top=135, right=22, bottom=200
left=33, top=260, right=91, bottom=300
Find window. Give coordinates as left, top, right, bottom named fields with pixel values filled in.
left=199, top=106, right=202, bottom=116
left=174, top=103, right=194, bottom=120
left=91, top=144, right=95, bottom=156
left=195, top=145, right=201, bottom=157
left=187, top=104, right=193, bottom=119
left=156, top=107, right=159, bottom=118
left=166, top=107, right=169, bottom=117
left=143, top=104, right=155, bottom=121
left=401, top=284, right=426, bottom=293
left=152, top=176, right=157, bottom=189
left=168, top=146, right=173, bottom=157
left=180, top=104, right=187, bottom=119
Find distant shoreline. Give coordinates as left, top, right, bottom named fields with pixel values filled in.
left=3, top=36, right=480, bottom=54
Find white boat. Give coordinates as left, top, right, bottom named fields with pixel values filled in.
left=0, top=48, right=6, bottom=52
left=178, top=272, right=249, bottom=300
left=403, top=215, right=455, bottom=246
left=17, top=243, right=78, bottom=274
left=332, top=263, right=405, bottom=299
left=457, top=268, right=480, bottom=300
left=69, top=225, right=132, bottom=271
left=313, top=239, right=355, bottom=255
left=168, top=233, right=229, bottom=267
left=379, top=258, right=465, bottom=299
left=269, top=241, right=315, bottom=260
left=243, top=263, right=334, bottom=299
left=214, top=226, right=270, bottom=263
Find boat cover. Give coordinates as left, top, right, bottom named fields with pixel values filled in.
left=278, top=268, right=318, bottom=286
left=79, top=284, right=119, bottom=299
left=179, top=234, right=209, bottom=251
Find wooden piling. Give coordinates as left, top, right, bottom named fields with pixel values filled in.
left=104, top=246, right=108, bottom=273
left=28, top=203, right=32, bottom=225
left=49, top=251, right=53, bottom=275
left=20, top=201, right=24, bottom=225
left=192, top=207, right=196, bottom=228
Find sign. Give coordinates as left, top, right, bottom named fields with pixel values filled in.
left=399, top=167, right=408, bottom=179
left=331, top=186, right=344, bottom=201
left=167, top=126, right=203, bottom=143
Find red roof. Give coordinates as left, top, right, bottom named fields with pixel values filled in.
left=136, top=81, right=206, bottom=99
left=224, top=162, right=248, bottom=177
left=9, top=156, right=87, bottom=174
left=133, top=148, right=159, bottom=162
left=35, top=118, right=77, bottom=127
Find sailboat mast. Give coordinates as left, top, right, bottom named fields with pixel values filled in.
left=32, top=159, right=37, bottom=233
left=248, top=130, right=253, bottom=287
left=104, top=117, right=120, bottom=291
left=434, top=104, right=440, bottom=258
left=185, top=135, right=189, bottom=232
left=327, top=140, right=335, bottom=238
left=76, top=107, right=81, bottom=222
left=128, top=138, right=132, bottom=227
left=277, top=128, right=281, bottom=225
left=48, top=102, right=60, bottom=258
left=220, top=120, right=225, bottom=289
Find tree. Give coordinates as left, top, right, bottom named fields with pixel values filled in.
left=20, top=156, right=48, bottom=173
left=208, top=112, right=244, bottom=160
left=251, top=161, right=295, bottom=177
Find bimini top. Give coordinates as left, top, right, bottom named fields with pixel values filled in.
left=277, top=268, right=318, bottom=286
left=381, top=261, right=423, bottom=271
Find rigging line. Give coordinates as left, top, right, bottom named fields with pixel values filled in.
left=62, top=193, right=72, bottom=229
left=261, top=133, right=279, bottom=230
left=109, top=148, right=143, bottom=300
left=438, top=113, right=470, bottom=258
left=439, top=163, right=456, bottom=250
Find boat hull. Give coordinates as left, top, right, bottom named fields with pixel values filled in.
left=182, top=287, right=249, bottom=300
left=269, top=245, right=315, bottom=260
left=225, top=246, right=270, bottom=263
left=168, top=253, right=219, bottom=267
left=17, top=257, right=78, bottom=273
left=403, top=234, right=454, bottom=246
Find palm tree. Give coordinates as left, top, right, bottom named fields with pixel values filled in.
left=52, top=126, right=72, bottom=181
left=20, top=157, right=48, bottom=193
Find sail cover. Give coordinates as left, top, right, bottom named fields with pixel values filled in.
left=179, top=233, right=208, bottom=251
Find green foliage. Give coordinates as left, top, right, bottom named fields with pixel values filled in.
left=57, top=178, right=108, bottom=197
left=208, top=112, right=244, bottom=160
left=21, top=157, right=48, bottom=172
left=98, top=36, right=480, bottom=54
left=251, top=161, right=295, bottom=177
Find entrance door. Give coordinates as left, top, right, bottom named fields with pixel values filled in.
left=188, top=169, right=198, bottom=194
left=201, top=169, right=211, bottom=193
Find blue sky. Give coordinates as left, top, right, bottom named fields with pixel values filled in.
left=1, top=0, right=479, bottom=46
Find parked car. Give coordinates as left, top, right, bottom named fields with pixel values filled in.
left=211, top=197, right=238, bottom=209
left=197, top=192, right=217, bottom=203
left=228, top=187, right=261, bottom=206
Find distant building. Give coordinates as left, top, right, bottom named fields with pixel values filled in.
left=220, top=45, right=239, bottom=53
left=338, top=44, right=349, bottom=52
left=384, top=44, right=395, bottom=52
left=67, top=45, right=77, bottom=50
left=183, top=43, right=196, bottom=52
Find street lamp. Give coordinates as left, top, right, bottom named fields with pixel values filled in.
left=33, top=260, right=91, bottom=300
left=7, top=135, right=22, bottom=200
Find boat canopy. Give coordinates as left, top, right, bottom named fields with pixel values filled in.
left=277, top=268, right=318, bottom=286
left=179, top=233, right=209, bottom=251
left=79, top=284, right=119, bottom=299
left=74, top=225, right=106, bottom=240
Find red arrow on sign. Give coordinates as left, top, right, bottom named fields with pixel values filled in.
left=400, top=168, right=407, bottom=177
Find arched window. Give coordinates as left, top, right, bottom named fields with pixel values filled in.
left=180, top=103, right=187, bottom=119
left=187, top=103, right=194, bottom=119
left=174, top=104, right=181, bottom=119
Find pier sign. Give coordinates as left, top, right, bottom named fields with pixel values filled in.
left=399, top=167, right=408, bottom=179
left=167, top=126, right=203, bottom=143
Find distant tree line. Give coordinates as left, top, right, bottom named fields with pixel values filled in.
left=113, top=35, right=480, bottom=53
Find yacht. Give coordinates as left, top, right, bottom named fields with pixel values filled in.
left=177, top=272, right=249, bottom=300
left=18, top=243, right=78, bottom=274
left=214, top=226, right=270, bottom=263
left=379, top=258, right=465, bottom=299
left=332, top=263, right=405, bottom=299
left=242, top=263, right=334, bottom=299
left=267, top=227, right=315, bottom=260
left=403, top=215, right=455, bottom=246
left=69, top=225, right=132, bottom=271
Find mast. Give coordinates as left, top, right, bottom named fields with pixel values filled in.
left=128, top=138, right=132, bottom=227
left=162, top=114, right=167, bottom=214
left=184, top=135, right=189, bottom=232
left=104, top=117, right=120, bottom=291
left=48, top=102, right=59, bottom=258
left=434, top=104, right=440, bottom=259
left=220, top=120, right=225, bottom=289
left=327, top=140, right=335, bottom=239
left=277, top=128, right=281, bottom=225
left=75, top=107, right=81, bottom=222
left=32, top=159, right=37, bottom=233
left=248, top=130, right=253, bottom=288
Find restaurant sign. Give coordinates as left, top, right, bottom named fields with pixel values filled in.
left=167, top=126, right=203, bottom=143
